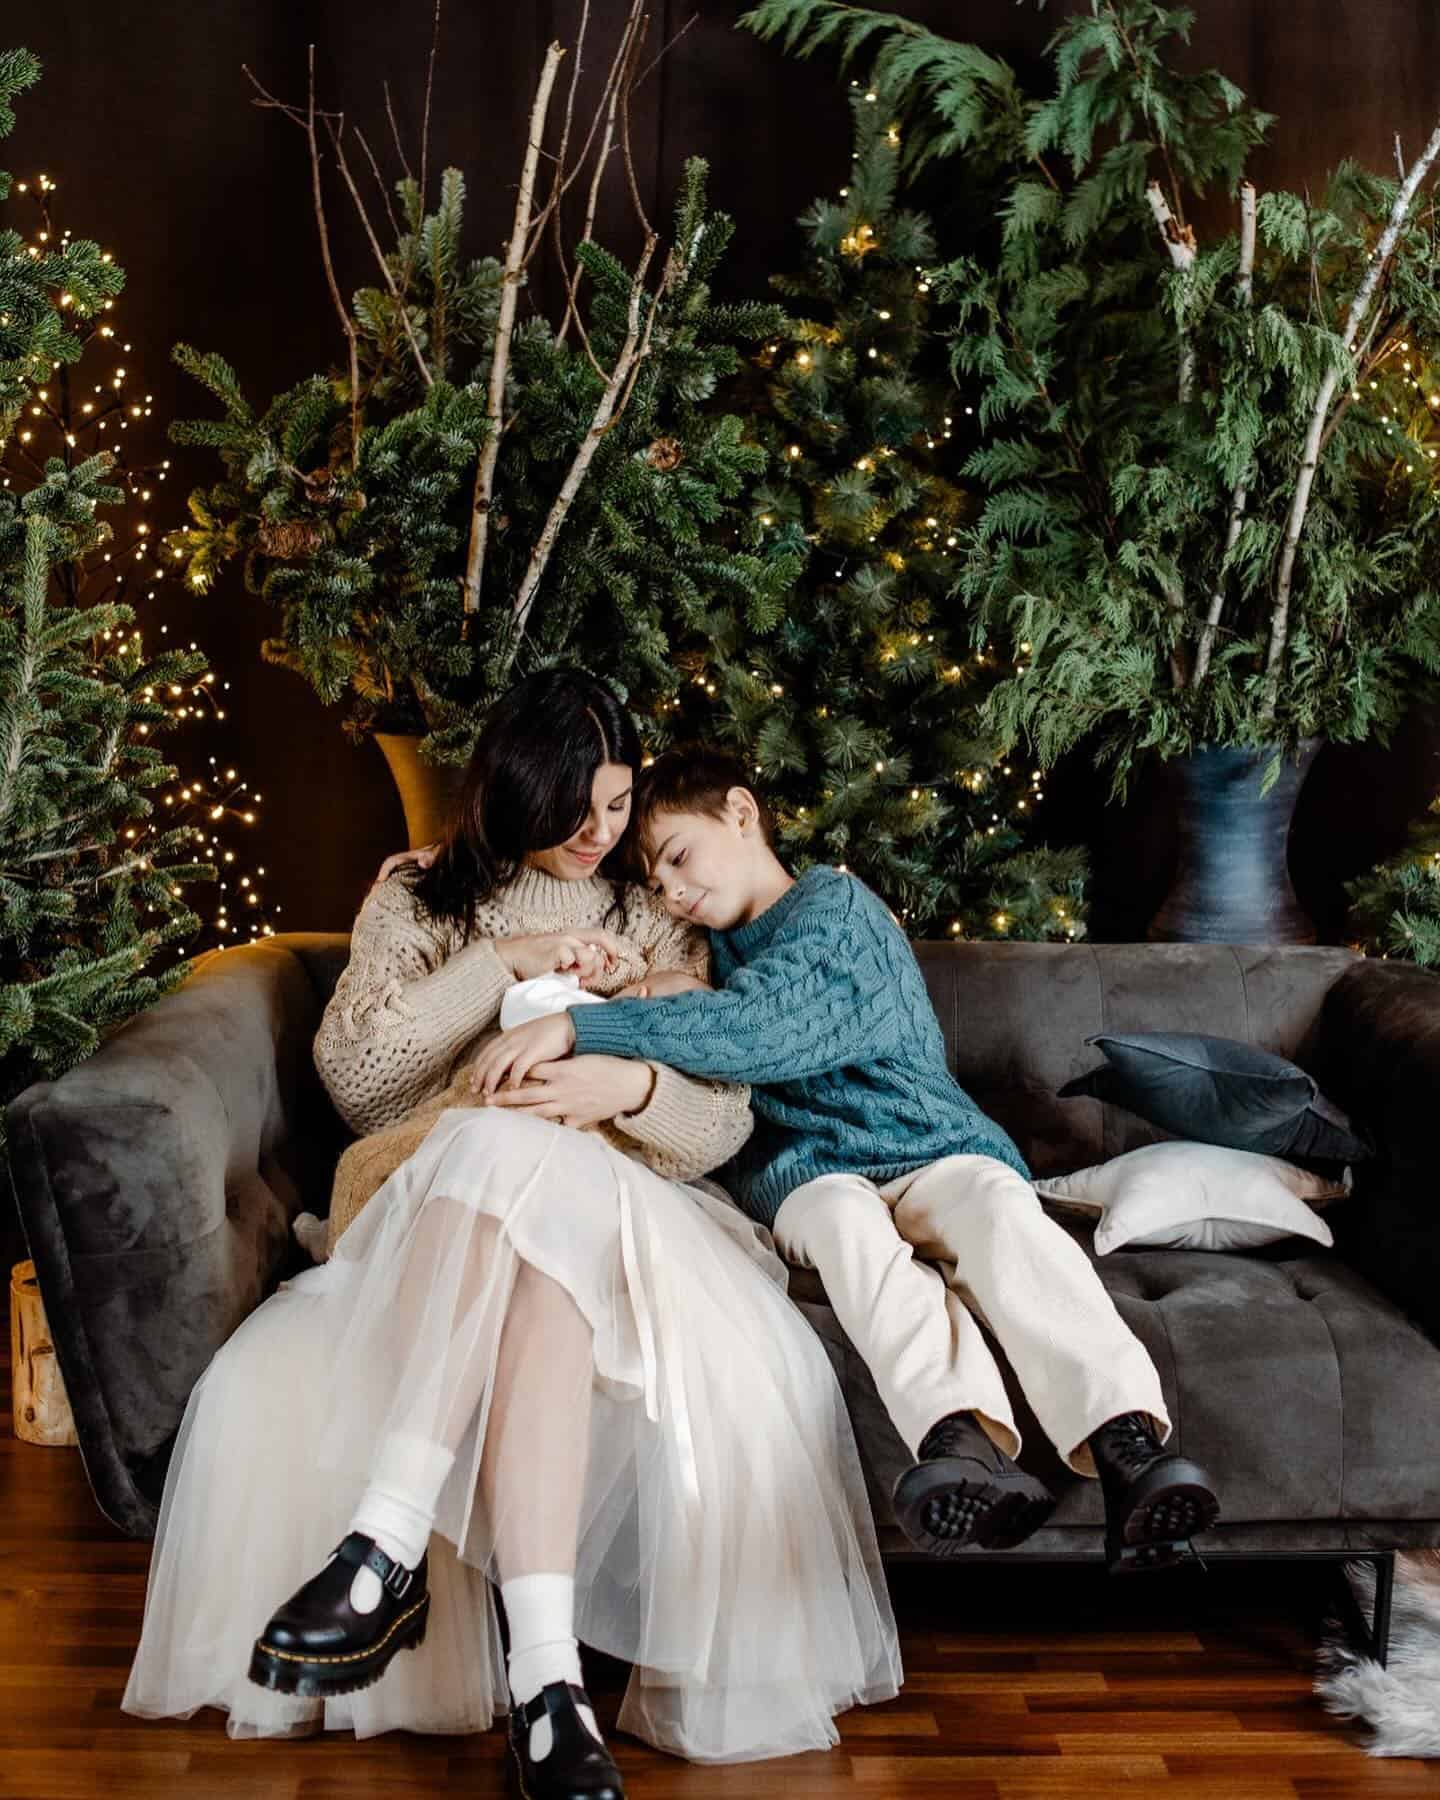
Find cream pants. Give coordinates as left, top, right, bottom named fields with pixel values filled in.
left=772, top=1154, right=1170, bottom=1477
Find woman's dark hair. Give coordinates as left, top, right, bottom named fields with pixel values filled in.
left=412, top=668, right=642, bottom=940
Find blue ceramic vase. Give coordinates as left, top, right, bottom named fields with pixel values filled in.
left=1146, top=738, right=1323, bottom=945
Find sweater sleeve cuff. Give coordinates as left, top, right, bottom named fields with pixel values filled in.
left=570, top=998, right=654, bottom=1059
left=612, top=1062, right=697, bottom=1156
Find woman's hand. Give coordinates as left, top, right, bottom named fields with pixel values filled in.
left=484, top=1055, right=653, bottom=1128
left=373, top=843, right=439, bottom=885
left=614, top=969, right=711, bottom=1000
left=468, top=1012, right=577, bottom=1094
left=501, top=929, right=628, bottom=984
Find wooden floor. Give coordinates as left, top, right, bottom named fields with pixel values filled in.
left=4, top=1351, right=1437, bottom=1798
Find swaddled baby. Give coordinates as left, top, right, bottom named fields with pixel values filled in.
left=298, top=962, right=709, bottom=1259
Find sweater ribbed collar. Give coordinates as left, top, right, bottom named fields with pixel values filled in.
left=496, top=862, right=616, bottom=926
left=721, top=865, right=835, bottom=958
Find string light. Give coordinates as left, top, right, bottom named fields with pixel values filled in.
left=3, top=172, right=276, bottom=952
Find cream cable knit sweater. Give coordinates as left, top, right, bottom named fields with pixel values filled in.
left=314, top=865, right=754, bottom=1188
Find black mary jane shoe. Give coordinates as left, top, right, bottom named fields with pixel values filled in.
left=247, top=1532, right=430, bottom=1698
left=892, top=1410, right=1056, bottom=1556
left=507, top=1681, right=625, bottom=1800
left=1090, top=1411, right=1221, bottom=1575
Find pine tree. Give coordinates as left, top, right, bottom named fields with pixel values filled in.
left=1346, top=796, right=1440, bottom=966
left=0, top=47, right=215, bottom=1125
left=657, top=93, right=1087, bottom=940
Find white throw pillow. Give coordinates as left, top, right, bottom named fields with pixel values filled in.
left=1033, top=1140, right=1348, bottom=1255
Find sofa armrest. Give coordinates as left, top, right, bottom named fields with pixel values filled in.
left=1301, top=956, right=1440, bottom=1345
left=4, top=933, right=350, bottom=1536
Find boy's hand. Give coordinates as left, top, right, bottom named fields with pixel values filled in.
left=468, top=1013, right=577, bottom=1095
left=373, top=842, right=439, bottom=886
left=615, top=970, right=711, bottom=1000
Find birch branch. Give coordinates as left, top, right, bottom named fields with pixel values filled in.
left=501, top=237, right=668, bottom=673
left=1146, top=178, right=1198, bottom=404
left=1263, top=118, right=1440, bottom=716
left=1195, top=181, right=1257, bottom=684
left=461, top=41, right=566, bottom=617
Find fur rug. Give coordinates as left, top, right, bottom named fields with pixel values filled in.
left=1314, top=1551, right=1440, bottom=1757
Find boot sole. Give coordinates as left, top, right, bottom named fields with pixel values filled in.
left=247, top=1592, right=430, bottom=1698
left=1108, top=1457, right=1220, bottom=1575
left=893, top=1459, right=1057, bottom=1555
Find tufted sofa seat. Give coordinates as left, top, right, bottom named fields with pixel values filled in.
left=8, top=937, right=1440, bottom=1600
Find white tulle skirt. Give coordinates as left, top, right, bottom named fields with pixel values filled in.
left=122, top=1107, right=901, bottom=1763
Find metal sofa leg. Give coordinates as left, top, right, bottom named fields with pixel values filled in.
left=1371, top=1551, right=1395, bottom=1670
left=1334, top=1552, right=1396, bottom=1668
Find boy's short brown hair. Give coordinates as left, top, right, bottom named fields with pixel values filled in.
left=624, top=744, right=776, bottom=881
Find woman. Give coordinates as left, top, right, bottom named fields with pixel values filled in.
left=123, top=669, right=899, bottom=1795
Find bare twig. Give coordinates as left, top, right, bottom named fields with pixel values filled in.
left=420, top=0, right=440, bottom=209
left=462, top=40, right=567, bottom=616
left=556, top=21, right=634, bottom=359
left=323, top=117, right=433, bottom=388
left=633, top=9, right=699, bottom=90
left=384, top=81, right=416, bottom=186
left=1195, top=180, right=1258, bottom=684
left=528, top=0, right=652, bottom=253
left=1317, top=329, right=1404, bottom=460
left=307, top=51, right=359, bottom=462
left=618, top=12, right=655, bottom=241
left=245, top=59, right=359, bottom=449
left=531, top=0, right=591, bottom=263
left=354, top=126, right=403, bottom=244
left=503, top=235, right=669, bottom=669
left=1263, top=117, right=1440, bottom=716
left=246, top=57, right=430, bottom=401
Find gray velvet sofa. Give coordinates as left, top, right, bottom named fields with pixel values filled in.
left=10, top=933, right=1440, bottom=1663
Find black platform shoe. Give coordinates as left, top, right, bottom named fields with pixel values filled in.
left=892, top=1411, right=1056, bottom=1555
left=507, top=1681, right=625, bottom=1800
left=1090, top=1412, right=1221, bottom=1574
left=247, top=1532, right=430, bottom=1698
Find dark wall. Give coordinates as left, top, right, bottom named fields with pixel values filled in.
left=10, top=1, right=1440, bottom=938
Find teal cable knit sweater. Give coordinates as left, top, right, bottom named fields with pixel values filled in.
left=570, top=865, right=1030, bottom=1226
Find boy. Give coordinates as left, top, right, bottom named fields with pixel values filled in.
left=472, top=748, right=1220, bottom=1570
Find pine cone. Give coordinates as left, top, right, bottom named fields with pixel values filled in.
left=259, top=518, right=326, bottom=559
left=645, top=436, right=684, bottom=472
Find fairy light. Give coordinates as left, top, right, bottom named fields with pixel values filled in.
left=3, top=173, right=277, bottom=953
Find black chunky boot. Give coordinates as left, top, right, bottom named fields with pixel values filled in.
left=507, top=1681, right=625, bottom=1800
left=248, top=1532, right=430, bottom=1697
left=892, top=1411, right=1056, bottom=1555
left=1089, top=1412, right=1220, bottom=1574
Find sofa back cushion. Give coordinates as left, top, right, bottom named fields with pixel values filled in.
left=915, top=941, right=1360, bottom=1178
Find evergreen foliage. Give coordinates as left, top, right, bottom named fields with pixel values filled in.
left=1347, top=797, right=1440, bottom=966
left=0, top=48, right=213, bottom=1125
left=659, top=94, right=1087, bottom=938
left=742, top=1, right=1440, bottom=796
left=170, top=160, right=795, bottom=758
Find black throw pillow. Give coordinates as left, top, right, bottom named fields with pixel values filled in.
left=1058, top=1031, right=1373, bottom=1166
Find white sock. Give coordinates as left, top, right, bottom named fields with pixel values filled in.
left=347, top=1433, right=456, bottom=1613
left=501, top=1572, right=598, bottom=1761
